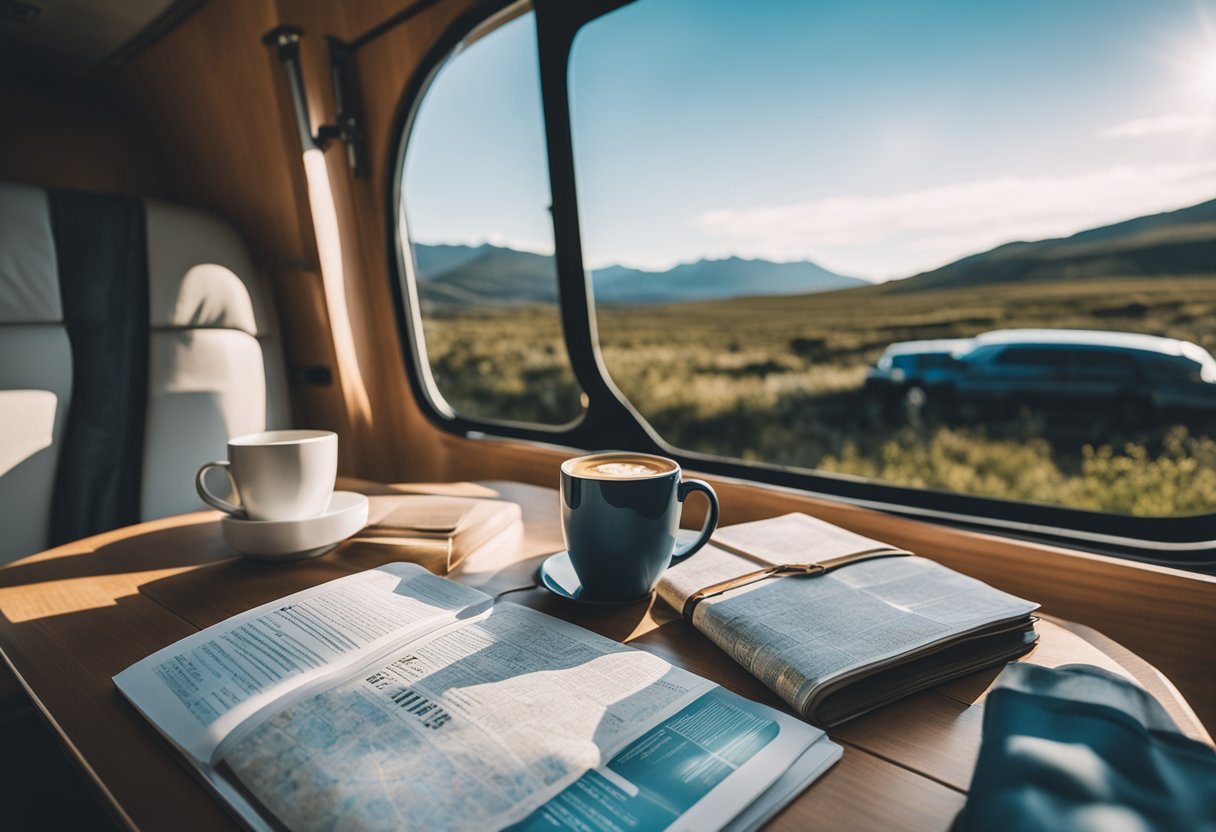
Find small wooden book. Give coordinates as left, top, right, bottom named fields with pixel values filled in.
left=354, top=495, right=522, bottom=574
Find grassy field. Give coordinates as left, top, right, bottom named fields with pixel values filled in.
left=417, top=275, right=1216, bottom=516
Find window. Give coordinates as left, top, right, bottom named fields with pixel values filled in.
left=392, top=0, right=1216, bottom=555
left=918, top=355, right=958, bottom=370
left=567, top=0, right=1216, bottom=519
left=1069, top=350, right=1141, bottom=382
left=994, top=348, right=1069, bottom=370
left=399, top=8, right=583, bottom=427
left=1146, top=354, right=1206, bottom=384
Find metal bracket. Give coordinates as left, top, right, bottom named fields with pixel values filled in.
left=262, top=25, right=368, bottom=177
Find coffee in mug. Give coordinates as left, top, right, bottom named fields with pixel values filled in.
left=564, top=455, right=678, bottom=480
left=195, top=430, right=338, bottom=521
left=560, top=452, right=719, bottom=601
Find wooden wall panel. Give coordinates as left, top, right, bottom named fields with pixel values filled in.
left=0, top=74, right=169, bottom=195
left=107, top=0, right=317, bottom=266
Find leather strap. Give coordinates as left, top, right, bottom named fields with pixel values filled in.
left=682, top=549, right=910, bottom=621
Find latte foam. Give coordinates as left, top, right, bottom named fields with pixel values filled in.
left=565, top=453, right=677, bottom=480
left=594, top=461, right=660, bottom=477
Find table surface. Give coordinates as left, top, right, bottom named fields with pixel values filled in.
left=0, top=479, right=1209, bottom=832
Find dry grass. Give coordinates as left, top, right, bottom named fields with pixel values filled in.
left=420, top=275, right=1216, bottom=516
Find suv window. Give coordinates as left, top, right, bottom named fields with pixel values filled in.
left=919, top=354, right=957, bottom=369
left=994, top=347, right=1070, bottom=369
left=1070, top=349, right=1141, bottom=382
left=1144, top=353, right=1205, bottom=383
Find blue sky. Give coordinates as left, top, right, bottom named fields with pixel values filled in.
left=403, top=0, right=1216, bottom=281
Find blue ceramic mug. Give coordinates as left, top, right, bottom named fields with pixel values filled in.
left=560, top=452, right=720, bottom=601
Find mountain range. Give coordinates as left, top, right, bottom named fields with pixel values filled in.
left=881, top=197, right=1216, bottom=294
left=413, top=196, right=1216, bottom=307
left=412, top=244, right=865, bottom=306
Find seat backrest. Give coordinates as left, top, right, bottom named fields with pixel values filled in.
left=0, top=183, right=289, bottom=564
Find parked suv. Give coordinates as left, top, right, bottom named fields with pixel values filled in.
left=953, top=329, right=1216, bottom=426
left=864, top=338, right=972, bottom=420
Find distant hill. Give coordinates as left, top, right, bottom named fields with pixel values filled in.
left=414, top=245, right=560, bottom=305
left=594, top=256, right=864, bottom=302
left=881, top=197, right=1216, bottom=294
left=412, top=244, right=864, bottom=306
left=409, top=243, right=488, bottom=277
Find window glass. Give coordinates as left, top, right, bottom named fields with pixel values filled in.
left=569, top=0, right=1216, bottom=516
left=920, top=355, right=958, bottom=370
left=995, top=348, right=1069, bottom=369
left=1146, top=354, right=1205, bottom=383
left=400, top=10, right=584, bottom=425
left=1071, top=350, right=1140, bottom=381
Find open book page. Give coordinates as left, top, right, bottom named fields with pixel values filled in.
left=658, top=545, right=1038, bottom=719
left=711, top=513, right=909, bottom=564
left=219, top=603, right=720, bottom=832
left=508, top=686, right=839, bottom=832
left=720, top=737, right=843, bottom=832
left=113, top=563, right=491, bottom=763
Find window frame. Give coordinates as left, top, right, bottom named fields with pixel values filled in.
left=384, top=0, right=1216, bottom=565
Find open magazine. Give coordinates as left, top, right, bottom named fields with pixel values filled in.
left=114, top=563, right=841, bottom=832
left=657, top=514, right=1040, bottom=726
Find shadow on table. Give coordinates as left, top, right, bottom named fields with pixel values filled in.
left=0, top=594, right=241, bottom=829
left=0, top=515, right=232, bottom=590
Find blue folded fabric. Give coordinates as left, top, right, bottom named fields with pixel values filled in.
left=956, top=663, right=1216, bottom=832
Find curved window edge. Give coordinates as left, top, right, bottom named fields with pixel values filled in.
left=387, top=1, right=587, bottom=441
left=382, top=0, right=1216, bottom=566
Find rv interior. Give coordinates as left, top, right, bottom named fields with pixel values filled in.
left=1, top=0, right=1214, bottom=829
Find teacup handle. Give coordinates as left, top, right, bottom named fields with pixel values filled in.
left=672, top=479, right=719, bottom=562
left=195, top=461, right=243, bottom=517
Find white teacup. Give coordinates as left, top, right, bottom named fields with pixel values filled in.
left=195, top=430, right=338, bottom=521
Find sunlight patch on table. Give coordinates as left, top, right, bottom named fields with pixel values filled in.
left=0, top=568, right=192, bottom=622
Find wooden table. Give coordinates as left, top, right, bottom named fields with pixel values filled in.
left=0, top=480, right=1209, bottom=831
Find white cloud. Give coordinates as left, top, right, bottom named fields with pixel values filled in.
left=1099, top=112, right=1216, bottom=139
left=691, top=160, right=1216, bottom=281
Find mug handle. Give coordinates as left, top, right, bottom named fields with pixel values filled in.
left=672, top=479, right=720, bottom=562
left=195, top=461, right=243, bottom=517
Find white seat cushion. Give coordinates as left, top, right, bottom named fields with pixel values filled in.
left=141, top=200, right=290, bottom=521
left=0, top=327, right=73, bottom=562
left=142, top=329, right=270, bottom=521
left=0, top=183, right=60, bottom=324
left=0, top=184, right=291, bottom=563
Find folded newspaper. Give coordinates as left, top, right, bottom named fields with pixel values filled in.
left=657, top=514, right=1040, bottom=726
left=114, top=563, right=841, bottom=832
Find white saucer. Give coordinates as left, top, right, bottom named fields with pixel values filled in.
left=220, top=491, right=369, bottom=562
